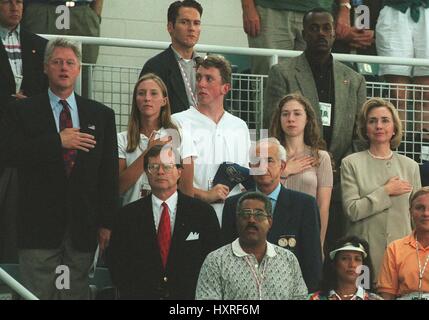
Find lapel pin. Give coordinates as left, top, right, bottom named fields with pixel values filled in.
left=278, top=237, right=288, bottom=247
left=32, top=49, right=36, bottom=53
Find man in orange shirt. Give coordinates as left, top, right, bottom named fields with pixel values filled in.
left=378, top=187, right=429, bottom=300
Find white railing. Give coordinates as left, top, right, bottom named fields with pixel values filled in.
left=42, top=35, right=429, bottom=163
left=0, top=267, right=39, bottom=300
left=41, top=35, right=429, bottom=68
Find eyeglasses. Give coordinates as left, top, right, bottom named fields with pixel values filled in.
left=147, top=163, right=176, bottom=174
left=249, top=157, right=277, bottom=167
left=49, top=59, right=78, bottom=68
left=237, top=208, right=270, bottom=221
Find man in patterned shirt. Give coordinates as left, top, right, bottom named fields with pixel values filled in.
left=196, top=191, right=307, bottom=300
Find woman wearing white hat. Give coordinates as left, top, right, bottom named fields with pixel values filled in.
left=309, top=236, right=382, bottom=300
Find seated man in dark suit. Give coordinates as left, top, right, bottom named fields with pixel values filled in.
left=221, top=138, right=322, bottom=292
left=0, top=0, right=48, bottom=262
left=140, top=0, right=202, bottom=114
left=108, top=144, right=221, bottom=300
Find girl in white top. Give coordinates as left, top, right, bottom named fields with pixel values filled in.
left=118, top=73, right=194, bottom=206
left=270, top=93, right=333, bottom=247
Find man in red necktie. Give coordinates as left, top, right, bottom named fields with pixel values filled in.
left=108, top=144, right=221, bottom=300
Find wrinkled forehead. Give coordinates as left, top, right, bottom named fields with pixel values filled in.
left=412, top=192, right=429, bottom=207
left=241, top=198, right=266, bottom=211
left=196, top=65, right=221, bottom=77
left=304, top=12, right=334, bottom=27
left=254, top=142, right=277, bottom=157
left=50, top=47, right=79, bottom=61
left=149, top=148, right=177, bottom=165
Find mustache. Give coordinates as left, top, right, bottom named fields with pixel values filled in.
left=245, top=224, right=258, bottom=231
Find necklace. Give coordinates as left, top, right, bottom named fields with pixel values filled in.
left=367, top=149, right=393, bottom=160
left=332, top=289, right=356, bottom=300
left=415, top=235, right=429, bottom=300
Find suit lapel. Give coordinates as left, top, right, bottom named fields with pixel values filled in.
left=141, top=196, right=164, bottom=270
left=73, top=94, right=90, bottom=170
left=40, top=93, right=58, bottom=133
left=294, top=54, right=323, bottom=129
left=167, top=46, right=190, bottom=108
left=270, top=186, right=294, bottom=240
left=0, top=40, right=16, bottom=93
left=168, top=192, right=188, bottom=265
left=20, top=30, right=37, bottom=94
left=331, top=61, right=350, bottom=156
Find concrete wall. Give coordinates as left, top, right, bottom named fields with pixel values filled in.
left=98, top=0, right=249, bottom=67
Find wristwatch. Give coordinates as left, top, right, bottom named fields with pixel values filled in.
left=339, top=2, right=352, bottom=9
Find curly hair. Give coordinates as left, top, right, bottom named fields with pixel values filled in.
left=269, top=92, right=328, bottom=166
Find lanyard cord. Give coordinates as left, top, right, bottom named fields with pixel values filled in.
left=177, top=59, right=198, bottom=107
left=415, top=235, right=429, bottom=299
left=244, top=256, right=268, bottom=300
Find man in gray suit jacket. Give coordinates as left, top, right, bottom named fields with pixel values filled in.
left=264, top=8, right=367, bottom=249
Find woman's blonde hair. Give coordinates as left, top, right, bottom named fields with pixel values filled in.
left=410, top=186, right=429, bottom=208
left=357, top=97, right=403, bottom=149
left=126, top=73, right=178, bottom=152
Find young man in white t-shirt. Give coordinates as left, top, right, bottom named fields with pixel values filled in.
left=172, top=55, right=251, bottom=225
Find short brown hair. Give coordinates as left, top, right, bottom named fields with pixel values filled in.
left=357, top=97, right=403, bottom=149
left=143, top=145, right=182, bottom=171
left=196, top=55, right=232, bottom=84
left=167, top=0, right=203, bottom=24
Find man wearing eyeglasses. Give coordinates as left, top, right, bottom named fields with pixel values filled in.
left=221, top=138, right=323, bottom=292
left=0, top=0, right=48, bottom=263
left=108, top=144, right=220, bottom=300
left=196, top=191, right=307, bottom=300
left=0, top=37, right=118, bottom=299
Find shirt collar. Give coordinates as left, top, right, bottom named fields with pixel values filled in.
left=152, top=191, right=178, bottom=212
left=48, top=89, right=77, bottom=112
left=305, top=51, right=333, bottom=72
left=256, top=183, right=282, bottom=202
left=406, top=232, right=429, bottom=251
left=329, top=286, right=366, bottom=300
left=0, top=24, right=20, bottom=41
left=231, top=238, right=277, bottom=258
left=171, top=45, right=197, bottom=61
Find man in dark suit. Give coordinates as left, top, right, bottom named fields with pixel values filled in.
left=0, top=38, right=118, bottom=300
left=221, top=138, right=322, bottom=292
left=140, top=0, right=202, bottom=114
left=108, top=144, right=220, bottom=300
left=0, top=0, right=47, bottom=109
left=0, top=0, right=48, bottom=262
